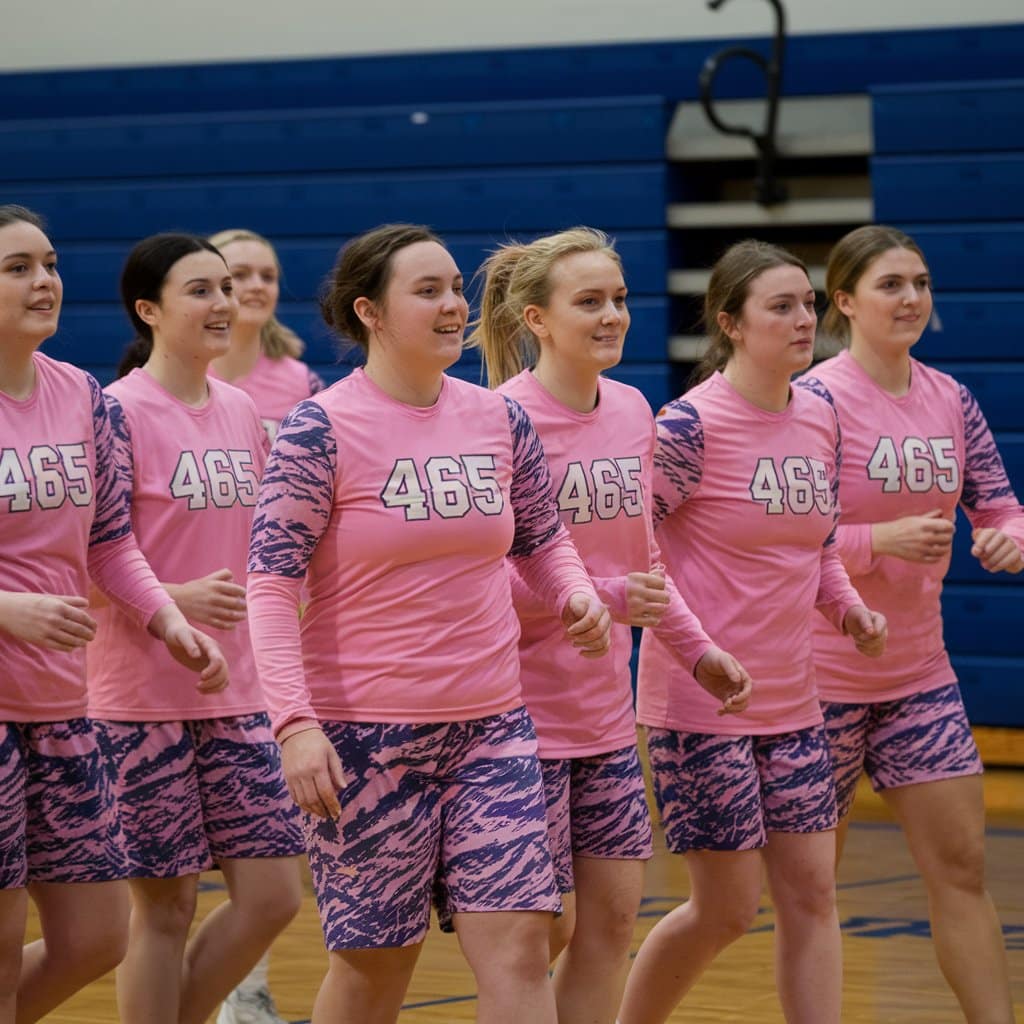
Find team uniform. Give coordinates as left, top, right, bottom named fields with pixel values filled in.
left=498, top=370, right=714, bottom=891
left=246, top=368, right=598, bottom=949
left=87, top=368, right=303, bottom=878
left=637, top=372, right=864, bottom=852
left=210, top=353, right=323, bottom=442
left=0, top=353, right=172, bottom=889
left=799, top=352, right=1024, bottom=815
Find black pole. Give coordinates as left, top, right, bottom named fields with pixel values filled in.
left=698, top=0, right=788, bottom=206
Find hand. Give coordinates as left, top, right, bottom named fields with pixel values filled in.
left=167, top=569, right=247, bottom=630
left=0, top=591, right=97, bottom=652
left=871, top=509, right=954, bottom=563
left=843, top=605, right=888, bottom=658
left=971, top=528, right=1024, bottom=574
left=694, top=646, right=752, bottom=715
left=625, top=568, right=670, bottom=628
left=281, top=728, right=346, bottom=819
left=149, top=605, right=230, bottom=693
left=561, top=592, right=612, bottom=658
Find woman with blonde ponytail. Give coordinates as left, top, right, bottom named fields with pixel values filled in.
left=208, top=230, right=323, bottom=444
left=473, top=227, right=751, bottom=1024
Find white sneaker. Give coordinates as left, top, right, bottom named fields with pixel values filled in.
left=216, top=987, right=289, bottom=1024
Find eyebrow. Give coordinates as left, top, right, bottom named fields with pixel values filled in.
left=766, top=291, right=814, bottom=300
left=412, top=274, right=462, bottom=284
left=572, top=286, right=627, bottom=296
left=2, top=250, right=57, bottom=261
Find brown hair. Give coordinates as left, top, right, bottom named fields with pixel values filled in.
left=320, top=224, right=444, bottom=353
left=208, top=228, right=305, bottom=359
left=693, top=240, right=808, bottom=384
left=469, top=226, right=622, bottom=388
left=823, top=225, right=929, bottom=343
left=0, top=205, right=47, bottom=232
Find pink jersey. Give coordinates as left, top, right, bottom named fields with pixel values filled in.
left=210, top=353, right=323, bottom=442
left=498, top=370, right=712, bottom=758
left=799, top=351, right=1024, bottom=703
left=0, top=353, right=171, bottom=722
left=246, top=368, right=597, bottom=737
left=637, top=372, right=863, bottom=736
left=87, top=370, right=270, bottom=720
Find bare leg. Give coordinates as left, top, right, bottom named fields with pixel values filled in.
left=17, top=880, right=128, bottom=1023
left=552, top=857, right=645, bottom=1024
left=0, top=889, right=27, bottom=1024
left=618, top=850, right=762, bottom=1024
left=762, top=830, right=841, bottom=1024
left=454, top=910, right=557, bottom=1024
left=116, top=876, right=198, bottom=1024
left=311, top=945, right=422, bottom=1024
left=549, top=890, right=576, bottom=964
left=180, top=856, right=301, bottom=1024
left=884, top=777, right=1014, bottom=1024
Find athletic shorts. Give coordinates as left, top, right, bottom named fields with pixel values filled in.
left=541, top=745, right=653, bottom=894
left=646, top=725, right=838, bottom=853
left=94, top=712, right=304, bottom=878
left=306, top=706, right=559, bottom=950
left=0, top=718, right=127, bottom=889
left=822, top=682, right=983, bottom=818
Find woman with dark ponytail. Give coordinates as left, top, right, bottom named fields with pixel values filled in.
left=620, top=240, right=887, bottom=1024
left=88, top=233, right=304, bottom=1024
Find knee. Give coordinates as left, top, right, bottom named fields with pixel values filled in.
left=47, top=915, right=129, bottom=983
left=482, top=918, right=552, bottom=985
left=133, top=883, right=197, bottom=938
left=776, top=870, right=837, bottom=923
left=689, top=890, right=761, bottom=948
left=577, top=891, right=640, bottom=958
left=925, top=835, right=987, bottom=897
left=237, top=866, right=303, bottom=933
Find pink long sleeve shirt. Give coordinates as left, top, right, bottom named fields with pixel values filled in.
left=799, top=351, right=1024, bottom=703
left=86, top=369, right=270, bottom=720
left=209, top=353, right=323, bottom=443
left=246, top=369, right=597, bottom=738
left=498, top=370, right=713, bottom=758
left=637, top=372, right=863, bottom=736
left=0, top=353, right=171, bottom=722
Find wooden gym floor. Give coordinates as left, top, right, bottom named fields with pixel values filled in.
left=28, top=732, right=1024, bottom=1022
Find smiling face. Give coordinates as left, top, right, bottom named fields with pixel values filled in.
left=358, top=240, right=468, bottom=373
left=0, top=219, right=63, bottom=350
left=135, top=250, right=237, bottom=365
left=525, top=250, right=629, bottom=376
left=720, top=263, right=817, bottom=376
left=217, top=238, right=279, bottom=333
left=835, top=246, right=932, bottom=355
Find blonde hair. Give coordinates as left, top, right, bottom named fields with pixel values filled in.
left=823, top=225, right=929, bottom=343
left=694, top=240, right=808, bottom=384
left=469, top=226, right=622, bottom=388
left=209, top=228, right=305, bottom=359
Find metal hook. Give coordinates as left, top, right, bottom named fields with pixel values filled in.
left=699, top=0, right=788, bottom=206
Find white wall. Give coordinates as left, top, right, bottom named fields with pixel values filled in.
left=3, top=0, right=1022, bottom=72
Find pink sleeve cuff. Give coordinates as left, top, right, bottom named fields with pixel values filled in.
left=276, top=718, right=322, bottom=744
left=591, top=576, right=629, bottom=623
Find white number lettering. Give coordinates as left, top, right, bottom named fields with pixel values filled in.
left=204, top=450, right=239, bottom=508
left=867, top=437, right=902, bottom=492
left=463, top=454, right=503, bottom=515
left=929, top=437, right=959, bottom=493
left=902, top=437, right=934, bottom=492
left=556, top=462, right=593, bottom=524
left=749, top=457, right=785, bottom=514
left=0, top=449, right=32, bottom=512
left=28, top=446, right=66, bottom=509
left=592, top=459, right=623, bottom=520
left=60, top=443, right=92, bottom=506
left=169, top=452, right=207, bottom=510
left=782, top=456, right=814, bottom=514
left=380, top=459, right=430, bottom=521
left=616, top=457, right=644, bottom=516
left=425, top=456, right=471, bottom=518
left=228, top=450, right=260, bottom=505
